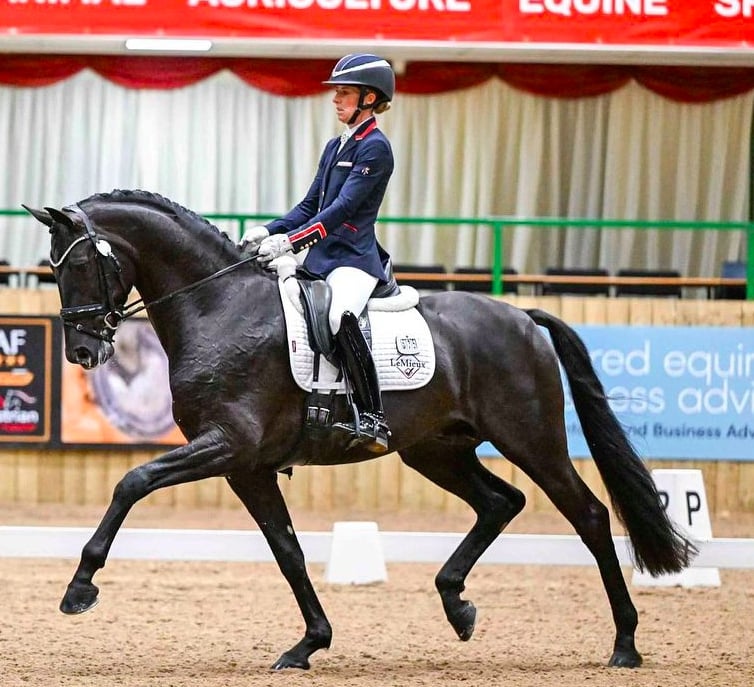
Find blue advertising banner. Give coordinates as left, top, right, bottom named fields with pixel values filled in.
left=478, top=325, right=754, bottom=462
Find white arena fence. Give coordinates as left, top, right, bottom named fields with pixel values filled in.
left=0, top=527, right=752, bottom=569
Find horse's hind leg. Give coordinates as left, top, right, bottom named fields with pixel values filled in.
left=399, top=440, right=526, bottom=641
left=225, top=468, right=332, bottom=671
left=502, top=435, right=642, bottom=667
left=524, top=459, right=641, bottom=667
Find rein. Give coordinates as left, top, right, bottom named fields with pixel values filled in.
left=56, top=203, right=259, bottom=342
left=119, top=253, right=259, bottom=320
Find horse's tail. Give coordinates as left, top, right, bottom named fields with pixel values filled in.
left=525, top=308, right=696, bottom=576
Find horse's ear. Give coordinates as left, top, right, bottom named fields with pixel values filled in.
left=22, top=204, right=54, bottom=227
left=44, top=207, right=75, bottom=229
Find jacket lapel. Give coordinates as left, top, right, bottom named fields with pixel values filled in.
left=321, top=118, right=378, bottom=203
left=320, top=139, right=340, bottom=204
left=336, top=117, right=377, bottom=159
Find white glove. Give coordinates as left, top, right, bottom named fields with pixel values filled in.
left=267, top=254, right=298, bottom=280
left=258, top=233, right=293, bottom=262
left=239, top=225, right=269, bottom=251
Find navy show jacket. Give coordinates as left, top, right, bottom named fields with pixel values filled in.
left=266, top=117, right=393, bottom=281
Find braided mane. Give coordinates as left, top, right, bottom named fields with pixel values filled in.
left=77, top=188, right=273, bottom=278
left=81, top=189, right=230, bottom=243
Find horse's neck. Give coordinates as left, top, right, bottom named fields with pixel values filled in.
left=131, top=246, right=279, bottom=356
left=97, top=203, right=278, bottom=355
left=129, top=227, right=222, bottom=300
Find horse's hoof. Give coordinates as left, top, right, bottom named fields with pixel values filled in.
left=608, top=649, right=643, bottom=668
left=450, top=600, right=477, bottom=641
left=60, top=582, right=100, bottom=615
left=270, top=653, right=310, bottom=671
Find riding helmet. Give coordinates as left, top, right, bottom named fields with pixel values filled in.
left=323, top=54, right=395, bottom=106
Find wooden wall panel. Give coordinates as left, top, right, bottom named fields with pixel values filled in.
left=0, top=290, right=753, bottom=515
left=308, top=464, right=334, bottom=512
left=15, top=451, right=39, bottom=504
left=0, top=450, right=17, bottom=502
left=0, top=447, right=750, bottom=516
left=738, top=463, right=754, bottom=511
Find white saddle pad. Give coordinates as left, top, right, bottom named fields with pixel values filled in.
left=278, top=278, right=435, bottom=393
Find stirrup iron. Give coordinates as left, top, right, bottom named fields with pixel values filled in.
left=332, top=411, right=391, bottom=454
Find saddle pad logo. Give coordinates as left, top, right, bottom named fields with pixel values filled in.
left=392, top=335, right=426, bottom=379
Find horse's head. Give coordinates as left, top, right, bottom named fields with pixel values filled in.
left=24, top=203, right=131, bottom=369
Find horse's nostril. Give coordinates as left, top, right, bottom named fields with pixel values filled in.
left=74, top=347, right=95, bottom=369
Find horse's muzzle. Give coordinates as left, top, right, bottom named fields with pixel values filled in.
left=68, top=341, right=114, bottom=369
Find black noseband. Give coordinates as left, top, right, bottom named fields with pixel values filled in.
left=60, top=303, right=117, bottom=343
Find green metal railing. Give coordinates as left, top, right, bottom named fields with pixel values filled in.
left=4, top=209, right=753, bottom=298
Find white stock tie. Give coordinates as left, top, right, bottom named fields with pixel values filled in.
left=338, top=130, right=349, bottom=153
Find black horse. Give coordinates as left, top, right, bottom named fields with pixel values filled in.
left=25, top=190, right=693, bottom=671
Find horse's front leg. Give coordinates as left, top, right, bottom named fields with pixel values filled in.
left=61, top=428, right=235, bottom=614
left=226, top=468, right=332, bottom=670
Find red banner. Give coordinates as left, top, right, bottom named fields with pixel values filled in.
left=0, top=1, right=753, bottom=48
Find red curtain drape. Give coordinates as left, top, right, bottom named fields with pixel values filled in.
left=2, top=55, right=754, bottom=103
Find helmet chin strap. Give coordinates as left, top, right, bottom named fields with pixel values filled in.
left=347, top=87, right=374, bottom=125
left=347, top=108, right=361, bottom=126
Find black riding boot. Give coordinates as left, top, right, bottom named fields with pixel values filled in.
left=332, top=311, right=391, bottom=453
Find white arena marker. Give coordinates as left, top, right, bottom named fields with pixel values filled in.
left=324, top=521, right=387, bottom=585
left=632, top=468, right=721, bottom=588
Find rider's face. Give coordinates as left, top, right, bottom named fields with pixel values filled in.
left=332, top=86, right=375, bottom=125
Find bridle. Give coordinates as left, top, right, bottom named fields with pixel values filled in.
left=53, top=204, right=130, bottom=343
left=53, top=204, right=257, bottom=343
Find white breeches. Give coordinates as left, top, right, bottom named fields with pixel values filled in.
left=326, top=266, right=378, bottom=334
